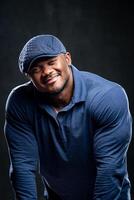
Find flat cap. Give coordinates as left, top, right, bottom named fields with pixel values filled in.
left=18, top=34, right=66, bottom=73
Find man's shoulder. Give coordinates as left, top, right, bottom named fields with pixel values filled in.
left=5, top=82, right=36, bottom=123
left=78, top=71, right=130, bottom=121
left=11, top=81, right=33, bottom=93
left=6, top=81, right=34, bottom=109
left=80, top=70, right=128, bottom=104
left=81, top=70, right=124, bottom=92
left=8, top=81, right=34, bottom=98
left=72, top=66, right=125, bottom=105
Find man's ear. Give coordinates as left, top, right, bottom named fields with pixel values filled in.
left=65, top=52, right=72, bottom=65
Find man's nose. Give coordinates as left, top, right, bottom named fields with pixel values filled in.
left=41, top=65, right=52, bottom=75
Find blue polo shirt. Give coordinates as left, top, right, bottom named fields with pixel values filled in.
left=4, top=65, right=132, bottom=200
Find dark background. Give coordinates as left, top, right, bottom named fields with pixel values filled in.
left=0, top=0, right=134, bottom=199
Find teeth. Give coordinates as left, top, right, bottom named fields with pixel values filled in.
left=45, top=74, right=59, bottom=82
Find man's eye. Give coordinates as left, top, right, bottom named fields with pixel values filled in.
left=48, top=61, right=56, bottom=65
left=30, top=67, right=41, bottom=74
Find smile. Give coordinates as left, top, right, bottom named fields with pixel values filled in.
left=43, top=74, right=60, bottom=84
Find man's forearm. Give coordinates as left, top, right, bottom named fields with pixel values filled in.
left=11, top=168, right=37, bottom=200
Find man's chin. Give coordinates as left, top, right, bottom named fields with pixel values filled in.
left=37, top=79, right=68, bottom=95
left=45, top=87, right=65, bottom=96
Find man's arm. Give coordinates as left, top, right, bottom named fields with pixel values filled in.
left=4, top=89, right=39, bottom=200
left=92, top=85, right=132, bottom=200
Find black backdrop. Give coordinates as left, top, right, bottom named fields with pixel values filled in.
left=0, top=0, right=134, bottom=199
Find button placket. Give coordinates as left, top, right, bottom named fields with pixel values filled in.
left=56, top=113, right=68, bottom=150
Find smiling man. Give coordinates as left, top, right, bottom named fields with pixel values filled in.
left=27, top=53, right=73, bottom=111
left=4, top=34, right=132, bottom=200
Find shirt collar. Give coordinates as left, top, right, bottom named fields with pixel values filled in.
left=71, top=65, right=87, bottom=103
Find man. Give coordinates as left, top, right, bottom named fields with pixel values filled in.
left=4, top=34, right=132, bottom=200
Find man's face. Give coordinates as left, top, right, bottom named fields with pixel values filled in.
left=28, top=53, right=72, bottom=94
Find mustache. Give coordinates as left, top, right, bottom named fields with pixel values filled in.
left=41, top=72, right=60, bottom=83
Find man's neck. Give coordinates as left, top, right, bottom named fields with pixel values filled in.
left=48, top=70, right=74, bottom=111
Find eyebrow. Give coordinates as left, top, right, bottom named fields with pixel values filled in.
left=32, top=57, right=57, bottom=66
left=47, top=57, right=57, bottom=61
left=40, top=57, right=57, bottom=63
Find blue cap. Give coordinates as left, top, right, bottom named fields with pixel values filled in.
left=18, top=34, right=67, bottom=73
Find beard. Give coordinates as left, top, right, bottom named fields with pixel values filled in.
left=45, top=78, right=69, bottom=96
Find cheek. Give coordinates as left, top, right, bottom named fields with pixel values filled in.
left=31, top=76, right=41, bottom=86
left=62, top=66, right=71, bottom=78
left=31, top=74, right=40, bottom=82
